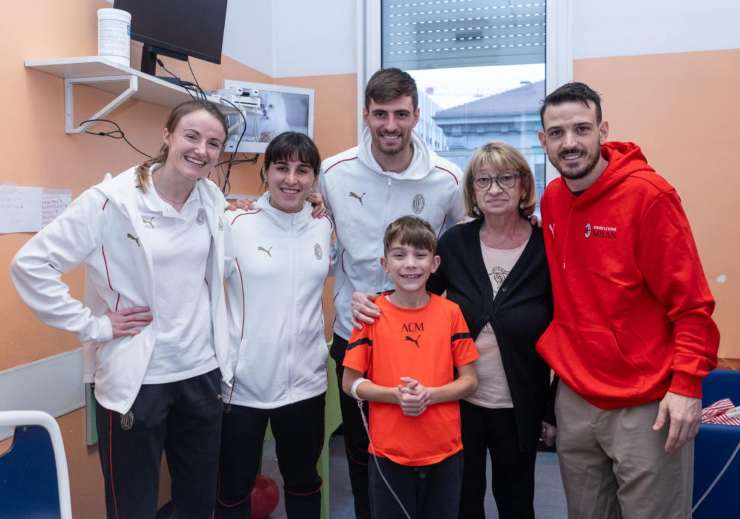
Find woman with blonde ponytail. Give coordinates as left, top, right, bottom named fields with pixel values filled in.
left=12, top=100, right=234, bottom=519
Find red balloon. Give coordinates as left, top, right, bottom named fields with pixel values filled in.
left=250, top=475, right=279, bottom=519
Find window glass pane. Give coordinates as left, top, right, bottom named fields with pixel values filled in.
left=383, top=0, right=546, bottom=70
left=381, top=0, right=547, bottom=205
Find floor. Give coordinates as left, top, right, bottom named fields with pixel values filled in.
left=258, top=435, right=568, bottom=518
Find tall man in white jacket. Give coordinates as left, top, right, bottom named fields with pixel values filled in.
left=319, top=68, right=465, bottom=518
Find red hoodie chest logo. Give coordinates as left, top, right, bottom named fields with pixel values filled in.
left=584, top=223, right=617, bottom=239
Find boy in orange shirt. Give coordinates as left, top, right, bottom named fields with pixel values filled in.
left=342, top=215, right=479, bottom=519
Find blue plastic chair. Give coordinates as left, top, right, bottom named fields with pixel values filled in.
left=692, top=370, right=740, bottom=518
left=0, top=411, right=73, bottom=519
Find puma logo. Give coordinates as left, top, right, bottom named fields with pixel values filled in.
left=257, top=246, right=273, bottom=257
left=404, top=335, right=421, bottom=348
left=127, top=233, right=141, bottom=247
left=349, top=191, right=366, bottom=205
left=142, top=216, right=155, bottom=228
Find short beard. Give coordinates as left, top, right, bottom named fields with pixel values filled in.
left=377, top=143, right=403, bottom=156
left=373, top=133, right=407, bottom=156
left=557, top=149, right=600, bottom=180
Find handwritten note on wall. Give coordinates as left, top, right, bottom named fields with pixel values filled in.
left=42, top=190, right=72, bottom=227
left=0, top=185, right=72, bottom=234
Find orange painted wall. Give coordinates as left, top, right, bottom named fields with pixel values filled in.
left=274, top=73, right=359, bottom=335
left=0, top=2, right=357, bottom=517
left=574, top=48, right=740, bottom=358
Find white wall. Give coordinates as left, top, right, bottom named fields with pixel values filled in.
left=223, top=0, right=274, bottom=76
left=224, top=0, right=740, bottom=77
left=223, top=0, right=357, bottom=78
left=572, top=0, right=740, bottom=59
left=272, top=0, right=356, bottom=77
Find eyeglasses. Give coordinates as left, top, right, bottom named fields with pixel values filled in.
left=473, top=173, right=520, bottom=191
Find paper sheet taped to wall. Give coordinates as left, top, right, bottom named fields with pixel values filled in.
left=0, top=185, right=72, bottom=233
left=42, top=189, right=72, bottom=226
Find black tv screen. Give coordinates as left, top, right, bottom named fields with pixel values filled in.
left=114, top=0, right=228, bottom=65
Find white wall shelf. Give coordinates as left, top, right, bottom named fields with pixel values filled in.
left=25, top=56, right=223, bottom=134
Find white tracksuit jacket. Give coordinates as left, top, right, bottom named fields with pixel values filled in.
left=10, top=167, right=233, bottom=414
left=224, top=193, right=333, bottom=408
left=319, top=128, right=465, bottom=340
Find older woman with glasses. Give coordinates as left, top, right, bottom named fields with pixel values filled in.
left=428, top=142, right=555, bottom=519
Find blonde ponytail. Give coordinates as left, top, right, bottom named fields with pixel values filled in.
left=135, top=144, right=168, bottom=191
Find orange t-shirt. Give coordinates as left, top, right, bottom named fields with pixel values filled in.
left=344, top=293, right=478, bottom=466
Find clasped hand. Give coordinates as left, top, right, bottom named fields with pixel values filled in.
left=397, top=376, right=431, bottom=416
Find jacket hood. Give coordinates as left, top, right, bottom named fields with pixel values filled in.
left=357, top=127, right=434, bottom=180
left=254, top=191, right=313, bottom=231
left=92, top=169, right=129, bottom=210
left=575, top=142, right=655, bottom=202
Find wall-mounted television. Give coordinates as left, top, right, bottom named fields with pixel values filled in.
left=220, top=80, right=315, bottom=154
left=113, top=0, right=228, bottom=76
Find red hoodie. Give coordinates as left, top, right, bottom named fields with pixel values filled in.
left=537, top=142, right=719, bottom=410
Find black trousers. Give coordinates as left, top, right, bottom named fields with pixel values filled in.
left=459, top=401, right=537, bottom=519
left=215, top=393, right=325, bottom=519
left=332, top=334, right=372, bottom=519
left=95, top=368, right=223, bottom=519
left=368, top=451, right=463, bottom=519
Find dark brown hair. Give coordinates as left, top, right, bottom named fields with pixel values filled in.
left=383, top=215, right=436, bottom=255
left=540, top=82, right=602, bottom=126
left=260, top=132, right=321, bottom=186
left=364, top=68, right=418, bottom=110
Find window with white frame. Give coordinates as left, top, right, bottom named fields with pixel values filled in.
left=362, top=0, right=572, bottom=202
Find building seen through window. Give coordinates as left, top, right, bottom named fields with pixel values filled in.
left=381, top=0, right=546, bottom=203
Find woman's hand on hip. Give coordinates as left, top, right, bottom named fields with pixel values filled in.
left=106, top=306, right=153, bottom=338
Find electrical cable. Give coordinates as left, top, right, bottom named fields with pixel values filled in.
left=80, top=118, right=152, bottom=158
left=153, top=59, right=250, bottom=194
left=83, top=60, right=254, bottom=193
left=155, top=58, right=207, bottom=102
left=690, top=440, right=740, bottom=516
left=216, top=155, right=259, bottom=168
left=173, top=60, right=248, bottom=194
left=187, top=58, right=204, bottom=96
left=356, top=399, right=413, bottom=519
left=217, top=97, right=249, bottom=194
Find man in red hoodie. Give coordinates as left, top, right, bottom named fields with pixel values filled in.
left=536, top=82, right=719, bottom=519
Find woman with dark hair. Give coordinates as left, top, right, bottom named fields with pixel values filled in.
left=11, top=100, right=234, bottom=518
left=429, top=142, right=554, bottom=519
left=216, top=132, right=334, bottom=519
